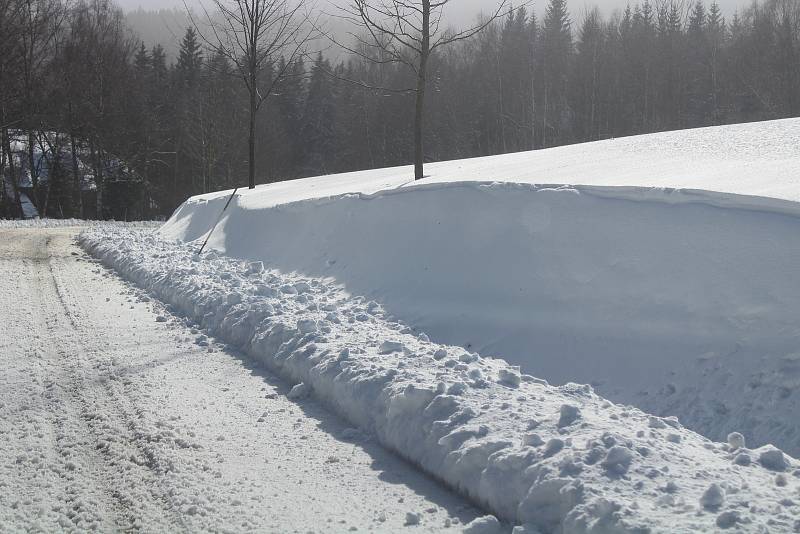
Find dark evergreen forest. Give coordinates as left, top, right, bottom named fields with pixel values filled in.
left=1, top=0, right=798, bottom=219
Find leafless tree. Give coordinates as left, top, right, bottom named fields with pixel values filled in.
left=1, top=0, right=25, bottom=217
left=18, top=0, right=67, bottom=208
left=338, top=0, right=514, bottom=180
left=191, top=0, right=319, bottom=189
left=59, top=0, right=135, bottom=218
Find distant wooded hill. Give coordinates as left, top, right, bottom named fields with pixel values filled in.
left=3, top=0, right=798, bottom=221
left=124, top=8, right=191, bottom=60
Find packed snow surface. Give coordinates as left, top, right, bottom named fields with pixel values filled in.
left=0, top=218, right=159, bottom=228
left=160, top=118, right=800, bottom=457
left=81, top=226, right=800, bottom=533
left=0, top=228, right=482, bottom=532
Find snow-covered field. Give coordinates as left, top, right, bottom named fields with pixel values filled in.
left=162, top=117, right=800, bottom=214
left=160, top=118, right=800, bottom=459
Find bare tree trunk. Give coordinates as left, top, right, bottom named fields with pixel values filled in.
left=414, top=0, right=431, bottom=181
left=27, top=130, right=39, bottom=208
left=173, top=150, right=179, bottom=208
left=414, top=72, right=426, bottom=180
left=91, top=140, right=104, bottom=219
left=542, top=80, right=548, bottom=149
left=643, top=65, right=650, bottom=131
left=530, top=48, right=536, bottom=150
left=363, top=91, right=374, bottom=168
left=2, top=126, right=24, bottom=218
left=42, top=172, right=51, bottom=216
left=591, top=46, right=598, bottom=140
left=142, top=151, right=148, bottom=220
left=0, top=103, right=17, bottom=217
left=497, top=46, right=506, bottom=153
left=710, top=47, right=718, bottom=124
left=249, top=85, right=256, bottom=189
left=39, top=135, right=53, bottom=217
left=0, top=126, right=5, bottom=213
left=68, top=106, right=84, bottom=218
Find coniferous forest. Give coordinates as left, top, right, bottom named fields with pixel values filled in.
left=1, top=0, right=799, bottom=220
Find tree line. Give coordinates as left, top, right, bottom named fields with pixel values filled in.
left=1, top=0, right=799, bottom=220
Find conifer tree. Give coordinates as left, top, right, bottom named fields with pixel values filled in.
left=175, top=27, right=205, bottom=198
left=134, top=42, right=150, bottom=76
left=540, top=0, right=572, bottom=146
left=576, top=8, right=604, bottom=141
left=301, top=53, right=336, bottom=175
left=177, top=27, right=203, bottom=86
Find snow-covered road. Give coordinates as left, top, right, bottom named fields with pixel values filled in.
left=0, top=228, right=481, bottom=532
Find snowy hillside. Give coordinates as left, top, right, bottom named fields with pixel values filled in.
left=159, top=118, right=800, bottom=460
left=162, top=117, right=800, bottom=215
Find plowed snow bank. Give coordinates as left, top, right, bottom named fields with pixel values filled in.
left=81, top=227, right=800, bottom=533
left=162, top=180, right=800, bottom=456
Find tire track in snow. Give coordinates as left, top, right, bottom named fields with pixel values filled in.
left=0, top=229, right=182, bottom=532
left=2, top=227, right=484, bottom=533
left=0, top=251, right=78, bottom=531
left=44, top=242, right=187, bottom=531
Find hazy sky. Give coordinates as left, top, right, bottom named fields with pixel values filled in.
left=447, top=0, right=745, bottom=24
left=120, top=0, right=747, bottom=21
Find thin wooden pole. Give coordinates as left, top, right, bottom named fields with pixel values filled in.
left=198, top=187, right=239, bottom=255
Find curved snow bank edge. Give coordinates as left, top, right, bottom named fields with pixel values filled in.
left=170, top=181, right=800, bottom=242
left=80, top=228, right=800, bottom=533
left=335, top=182, right=800, bottom=220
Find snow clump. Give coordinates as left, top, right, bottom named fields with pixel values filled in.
left=462, top=515, right=503, bottom=534
left=727, top=432, right=745, bottom=450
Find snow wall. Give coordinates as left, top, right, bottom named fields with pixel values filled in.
left=161, top=181, right=800, bottom=456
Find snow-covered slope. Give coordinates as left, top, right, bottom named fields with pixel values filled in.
left=162, top=117, right=800, bottom=216
left=81, top=227, right=800, bottom=533
left=159, top=119, right=800, bottom=459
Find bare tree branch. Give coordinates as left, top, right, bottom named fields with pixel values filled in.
left=188, top=0, right=321, bottom=188
left=326, top=0, right=518, bottom=180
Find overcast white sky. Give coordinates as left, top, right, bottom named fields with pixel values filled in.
left=445, top=0, right=744, bottom=25
left=120, top=0, right=746, bottom=21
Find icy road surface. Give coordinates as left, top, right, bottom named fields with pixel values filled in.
left=0, top=228, right=480, bottom=532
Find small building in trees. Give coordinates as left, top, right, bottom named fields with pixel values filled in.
left=0, top=131, right=145, bottom=220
